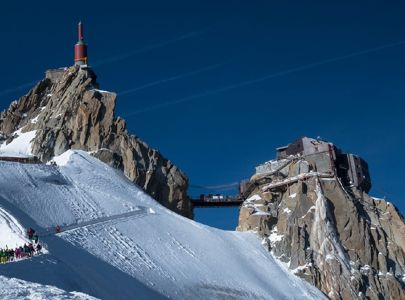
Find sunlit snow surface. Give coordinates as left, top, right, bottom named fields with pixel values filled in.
left=0, top=276, right=98, bottom=300
left=0, top=150, right=326, bottom=299
left=0, top=129, right=36, bottom=157
left=0, top=207, right=29, bottom=248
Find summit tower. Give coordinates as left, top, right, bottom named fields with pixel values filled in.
left=74, top=21, right=88, bottom=65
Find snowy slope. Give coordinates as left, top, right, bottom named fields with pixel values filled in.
left=0, top=150, right=326, bottom=300
left=0, top=194, right=94, bottom=299
left=0, top=129, right=36, bottom=157
left=0, top=206, right=30, bottom=248
left=0, top=276, right=98, bottom=300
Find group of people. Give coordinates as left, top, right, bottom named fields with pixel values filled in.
left=0, top=227, right=43, bottom=264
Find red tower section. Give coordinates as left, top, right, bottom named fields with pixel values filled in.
left=74, top=21, right=88, bottom=65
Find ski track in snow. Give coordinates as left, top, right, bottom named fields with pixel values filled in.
left=51, top=168, right=103, bottom=222
left=167, top=232, right=197, bottom=259
left=17, top=166, right=38, bottom=188
left=62, top=223, right=177, bottom=288
left=57, top=182, right=101, bottom=222
left=56, top=207, right=149, bottom=233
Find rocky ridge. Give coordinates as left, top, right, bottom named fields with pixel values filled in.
left=237, top=155, right=405, bottom=299
left=0, top=66, right=192, bottom=218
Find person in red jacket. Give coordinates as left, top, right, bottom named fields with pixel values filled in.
left=27, top=227, right=35, bottom=239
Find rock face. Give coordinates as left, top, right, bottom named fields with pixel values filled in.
left=0, top=66, right=192, bottom=218
left=237, top=155, right=405, bottom=299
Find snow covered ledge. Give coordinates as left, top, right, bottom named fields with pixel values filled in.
left=0, top=129, right=37, bottom=158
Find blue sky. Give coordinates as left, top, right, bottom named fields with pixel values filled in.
left=0, top=1, right=404, bottom=230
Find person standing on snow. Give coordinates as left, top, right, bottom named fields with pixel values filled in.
left=14, top=247, right=21, bottom=259
left=27, top=227, right=35, bottom=239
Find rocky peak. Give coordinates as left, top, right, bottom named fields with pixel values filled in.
left=237, top=138, right=405, bottom=299
left=0, top=65, right=192, bottom=218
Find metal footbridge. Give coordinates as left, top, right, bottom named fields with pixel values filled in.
left=190, top=195, right=244, bottom=208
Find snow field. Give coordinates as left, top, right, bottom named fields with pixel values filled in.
left=0, top=150, right=326, bottom=299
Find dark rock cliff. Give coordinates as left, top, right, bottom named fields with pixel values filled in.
left=237, top=155, right=405, bottom=299
left=0, top=66, right=192, bottom=218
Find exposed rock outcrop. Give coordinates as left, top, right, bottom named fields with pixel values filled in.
left=0, top=66, right=192, bottom=218
left=237, top=155, right=405, bottom=299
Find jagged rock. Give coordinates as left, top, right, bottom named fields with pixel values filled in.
left=0, top=66, right=192, bottom=218
left=237, top=157, right=405, bottom=299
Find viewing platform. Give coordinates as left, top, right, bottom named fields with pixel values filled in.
left=190, top=194, right=243, bottom=208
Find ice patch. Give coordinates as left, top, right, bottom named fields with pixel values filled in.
left=326, top=254, right=336, bottom=261
left=292, top=264, right=311, bottom=274
left=90, top=89, right=112, bottom=94
left=52, top=113, right=62, bottom=119
left=31, top=115, right=40, bottom=124
left=283, top=207, right=292, bottom=214
left=269, top=227, right=284, bottom=243
left=246, top=194, right=262, bottom=202
left=0, top=129, right=37, bottom=157
left=253, top=211, right=270, bottom=216
left=300, top=206, right=316, bottom=219
left=289, top=193, right=297, bottom=199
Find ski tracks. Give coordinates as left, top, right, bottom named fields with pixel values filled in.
left=58, top=183, right=101, bottom=222
left=53, top=167, right=102, bottom=222
left=104, top=225, right=177, bottom=284
left=167, top=232, right=197, bottom=259
left=61, top=209, right=176, bottom=287
left=57, top=207, right=149, bottom=233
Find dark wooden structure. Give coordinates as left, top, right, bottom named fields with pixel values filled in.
left=0, top=156, right=40, bottom=164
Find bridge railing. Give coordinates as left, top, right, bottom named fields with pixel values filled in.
left=192, top=194, right=242, bottom=203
